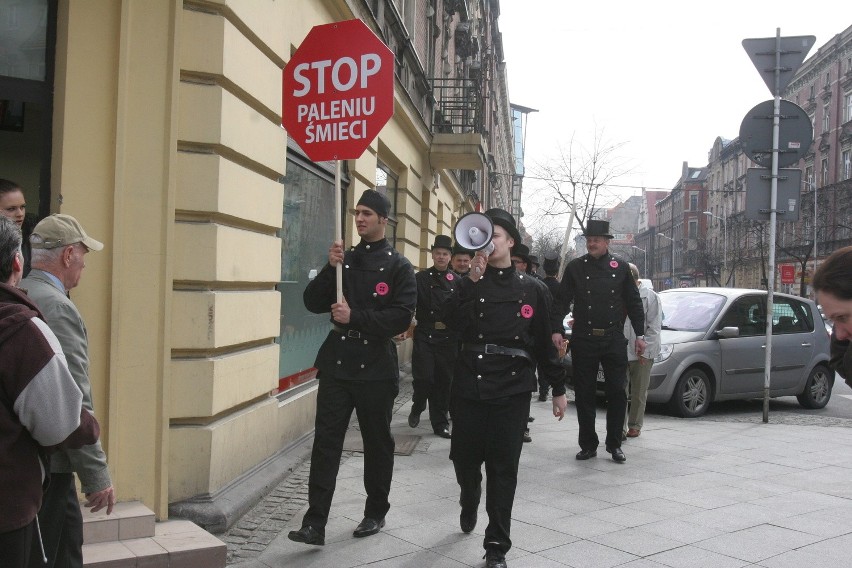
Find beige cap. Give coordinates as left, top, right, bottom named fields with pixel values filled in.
left=30, top=214, right=104, bottom=251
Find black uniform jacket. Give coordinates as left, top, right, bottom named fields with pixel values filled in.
left=414, top=266, right=460, bottom=344
left=559, top=252, right=644, bottom=337
left=449, top=264, right=567, bottom=400
left=304, top=238, right=416, bottom=381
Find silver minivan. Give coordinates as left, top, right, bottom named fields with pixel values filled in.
left=647, top=288, right=833, bottom=417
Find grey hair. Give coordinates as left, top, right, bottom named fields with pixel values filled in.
left=29, top=234, right=66, bottom=267
left=0, top=215, right=22, bottom=282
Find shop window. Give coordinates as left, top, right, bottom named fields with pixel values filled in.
left=0, top=0, right=54, bottom=219
left=276, top=154, right=346, bottom=387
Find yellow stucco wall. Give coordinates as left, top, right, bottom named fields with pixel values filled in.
left=49, top=0, right=472, bottom=519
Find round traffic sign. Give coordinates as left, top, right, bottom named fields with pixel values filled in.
left=739, top=100, right=812, bottom=168
left=282, top=19, right=394, bottom=162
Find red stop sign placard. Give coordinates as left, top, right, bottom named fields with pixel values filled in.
left=282, top=19, right=394, bottom=162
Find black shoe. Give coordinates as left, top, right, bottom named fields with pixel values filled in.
left=538, top=391, right=548, bottom=401
left=575, top=449, right=597, bottom=460
left=408, top=408, right=421, bottom=428
left=607, top=447, right=626, bottom=463
left=435, top=427, right=451, bottom=439
left=485, top=550, right=507, bottom=568
left=287, top=525, right=325, bottom=546
left=353, top=517, right=385, bottom=538
left=523, top=429, right=532, bottom=443
left=460, top=508, right=477, bottom=533
left=459, top=484, right=481, bottom=534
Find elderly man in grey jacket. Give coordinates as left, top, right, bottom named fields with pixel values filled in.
left=21, top=214, right=114, bottom=568
left=623, top=263, right=662, bottom=438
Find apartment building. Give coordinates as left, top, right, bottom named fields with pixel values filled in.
left=0, top=0, right=521, bottom=528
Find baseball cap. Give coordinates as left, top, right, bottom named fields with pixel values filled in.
left=30, top=214, right=104, bottom=251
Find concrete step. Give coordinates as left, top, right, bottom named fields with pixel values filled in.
left=80, top=502, right=226, bottom=568
left=82, top=501, right=156, bottom=543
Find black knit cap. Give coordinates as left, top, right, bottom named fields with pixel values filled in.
left=357, top=190, right=391, bottom=217
left=483, top=208, right=521, bottom=246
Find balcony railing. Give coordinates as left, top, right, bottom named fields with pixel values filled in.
left=430, top=77, right=483, bottom=134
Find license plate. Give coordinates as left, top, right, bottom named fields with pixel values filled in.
left=596, top=366, right=605, bottom=383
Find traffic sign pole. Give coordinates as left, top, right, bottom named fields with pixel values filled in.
left=763, top=29, right=782, bottom=423
left=335, top=160, right=343, bottom=303
left=742, top=29, right=816, bottom=424
left=282, top=19, right=394, bottom=302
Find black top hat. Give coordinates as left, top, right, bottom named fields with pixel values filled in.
left=483, top=208, right=521, bottom=247
left=452, top=242, right=474, bottom=256
left=543, top=252, right=559, bottom=274
left=512, top=243, right=531, bottom=264
left=431, top=234, right=453, bottom=251
left=584, top=219, right=613, bottom=239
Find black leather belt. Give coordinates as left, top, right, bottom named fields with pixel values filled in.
left=462, top=343, right=534, bottom=363
left=575, top=326, right=620, bottom=337
left=332, top=325, right=384, bottom=340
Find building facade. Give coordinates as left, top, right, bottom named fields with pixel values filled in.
left=0, top=0, right=519, bottom=527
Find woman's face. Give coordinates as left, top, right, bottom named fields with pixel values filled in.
left=817, top=290, right=852, bottom=341
left=0, top=190, right=26, bottom=227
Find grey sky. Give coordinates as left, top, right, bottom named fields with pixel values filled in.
left=499, top=1, right=844, bottom=235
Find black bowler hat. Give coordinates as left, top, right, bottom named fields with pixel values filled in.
left=584, top=219, right=614, bottom=239
left=431, top=234, right=453, bottom=251
left=543, top=252, right=559, bottom=274
left=528, top=254, right=539, bottom=267
left=452, top=242, right=473, bottom=257
left=357, top=190, right=391, bottom=217
left=513, top=243, right=532, bottom=265
left=484, top=208, right=521, bottom=246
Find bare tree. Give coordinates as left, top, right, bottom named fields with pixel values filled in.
left=528, top=128, right=632, bottom=236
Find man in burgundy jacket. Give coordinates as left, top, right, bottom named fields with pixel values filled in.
left=0, top=215, right=100, bottom=568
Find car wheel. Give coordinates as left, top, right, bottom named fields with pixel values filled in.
left=796, top=365, right=833, bottom=409
left=668, top=368, right=711, bottom=418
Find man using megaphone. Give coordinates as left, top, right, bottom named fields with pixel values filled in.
left=449, top=208, right=567, bottom=568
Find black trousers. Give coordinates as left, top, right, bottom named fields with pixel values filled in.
left=2, top=517, right=36, bottom=568
left=449, top=393, right=530, bottom=555
left=570, top=334, right=628, bottom=451
left=411, top=337, right=456, bottom=430
left=30, top=472, right=83, bottom=568
left=302, top=375, right=398, bottom=533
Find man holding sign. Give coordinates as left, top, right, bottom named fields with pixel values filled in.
left=289, top=190, right=416, bottom=546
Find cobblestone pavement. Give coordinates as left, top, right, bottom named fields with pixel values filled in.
left=221, top=364, right=849, bottom=565
left=222, top=364, right=420, bottom=565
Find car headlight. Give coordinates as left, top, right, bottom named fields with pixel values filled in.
left=654, top=344, right=673, bottom=363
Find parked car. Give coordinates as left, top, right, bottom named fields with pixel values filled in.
left=563, top=288, right=834, bottom=418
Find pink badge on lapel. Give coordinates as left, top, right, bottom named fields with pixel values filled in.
left=446, top=273, right=454, bottom=281
left=610, top=260, right=618, bottom=268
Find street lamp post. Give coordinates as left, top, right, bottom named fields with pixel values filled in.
left=631, top=245, right=646, bottom=276
left=704, top=211, right=727, bottom=286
